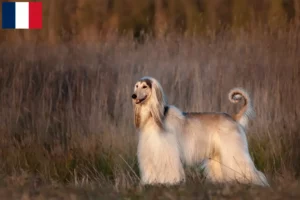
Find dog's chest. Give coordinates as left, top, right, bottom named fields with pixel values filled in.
left=138, top=128, right=179, bottom=163
left=138, top=128, right=163, bottom=155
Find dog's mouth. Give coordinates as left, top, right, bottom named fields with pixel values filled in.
left=135, top=96, right=147, bottom=104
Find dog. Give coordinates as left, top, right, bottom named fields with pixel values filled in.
left=132, top=76, right=269, bottom=186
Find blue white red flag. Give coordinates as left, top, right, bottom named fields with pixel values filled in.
left=2, top=2, right=42, bottom=29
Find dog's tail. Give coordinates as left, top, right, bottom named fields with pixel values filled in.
left=228, top=88, right=255, bottom=129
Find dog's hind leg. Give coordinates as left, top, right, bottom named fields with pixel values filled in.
left=202, top=157, right=224, bottom=183
left=218, top=128, right=269, bottom=186
left=202, top=133, right=224, bottom=183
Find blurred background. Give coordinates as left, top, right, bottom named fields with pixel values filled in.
left=0, top=0, right=299, bottom=42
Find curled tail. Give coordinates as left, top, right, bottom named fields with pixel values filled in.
left=228, top=88, right=255, bottom=129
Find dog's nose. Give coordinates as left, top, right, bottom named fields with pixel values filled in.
left=132, top=94, right=137, bottom=99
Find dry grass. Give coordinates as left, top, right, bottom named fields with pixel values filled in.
left=0, top=26, right=300, bottom=198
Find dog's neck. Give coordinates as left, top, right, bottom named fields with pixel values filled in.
left=134, top=105, right=169, bottom=130
left=134, top=104, right=151, bottom=129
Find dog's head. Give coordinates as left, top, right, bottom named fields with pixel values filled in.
left=132, top=78, right=153, bottom=105
left=132, top=77, right=167, bottom=129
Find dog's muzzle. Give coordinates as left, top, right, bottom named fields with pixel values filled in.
left=132, top=94, right=147, bottom=104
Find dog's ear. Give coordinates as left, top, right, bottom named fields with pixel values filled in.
left=149, top=79, right=166, bottom=130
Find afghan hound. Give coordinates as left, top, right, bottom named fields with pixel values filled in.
left=131, top=76, right=269, bottom=186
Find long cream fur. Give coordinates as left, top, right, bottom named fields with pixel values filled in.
left=132, top=76, right=269, bottom=186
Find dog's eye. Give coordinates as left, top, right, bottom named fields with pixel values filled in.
left=136, top=85, right=138, bottom=88
left=142, top=86, right=147, bottom=89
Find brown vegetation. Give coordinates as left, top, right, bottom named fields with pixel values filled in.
left=0, top=26, right=300, bottom=197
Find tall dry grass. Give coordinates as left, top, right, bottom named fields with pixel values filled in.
left=0, top=26, right=300, bottom=195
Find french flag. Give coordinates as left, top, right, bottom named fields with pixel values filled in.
left=2, top=2, right=42, bottom=29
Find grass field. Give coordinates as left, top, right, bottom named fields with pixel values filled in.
left=0, top=25, right=300, bottom=199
